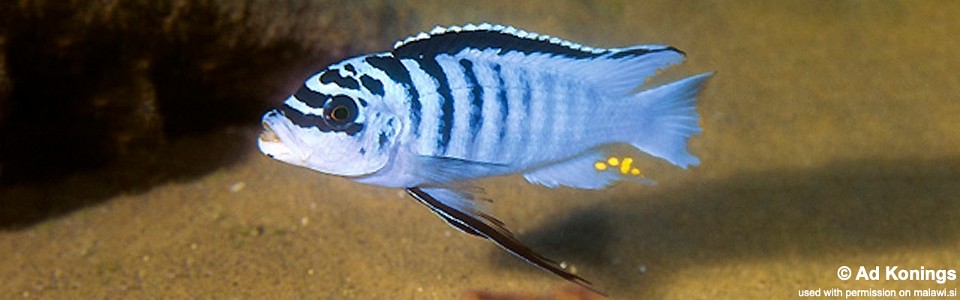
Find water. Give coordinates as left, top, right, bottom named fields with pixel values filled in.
left=2, top=1, right=958, bottom=298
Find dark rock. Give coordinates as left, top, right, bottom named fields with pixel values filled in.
left=0, top=34, right=9, bottom=133
left=0, top=0, right=410, bottom=182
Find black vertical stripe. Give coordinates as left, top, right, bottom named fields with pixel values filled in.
left=515, top=71, right=533, bottom=151
left=493, top=64, right=509, bottom=142
left=364, top=55, right=421, bottom=135
left=280, top=103, right=364, bottom=136
left=281, top=104, right=324, bottom=130
left=359, top=74, right=385, bottom=96
left=417, top=56, right=455, bottom=154
left=294, top=84, right=329, bottom=108
left=319, top=70, right=359, bottom=90
left=343, top=64, right=357, bottom=75
left=521, top=73, right=532, bottom=126
left=459, top=59, right=484, bottom=144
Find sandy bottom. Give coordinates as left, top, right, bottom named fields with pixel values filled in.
left=3, top=1, right=960, bottom=299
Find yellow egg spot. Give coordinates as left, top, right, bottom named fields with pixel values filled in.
left=607, top=157, right=620, bottom=166
left=598, top=156, right=647, bottom=177
left=594, top=162, right=608, bottom=171
left=620, top=157, right=634, bottom=175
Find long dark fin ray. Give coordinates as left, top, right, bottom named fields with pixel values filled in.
left=415, top=194, right=484, bottom=237
left=405, top=187, right=605, bottom=296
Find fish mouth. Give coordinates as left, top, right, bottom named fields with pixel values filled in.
left=259, top=122, right=281, bottom=143
left=258, top=110, right=295, bottom=161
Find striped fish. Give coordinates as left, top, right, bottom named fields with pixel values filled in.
left=259, top=23, right=712, bottom=293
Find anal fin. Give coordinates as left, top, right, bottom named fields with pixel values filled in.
left=523, top=150, right=653, bottom=189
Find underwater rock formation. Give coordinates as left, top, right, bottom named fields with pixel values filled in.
left=0, top=35, right=9, bottom=132
left=0, top=0, right=410, bottom=181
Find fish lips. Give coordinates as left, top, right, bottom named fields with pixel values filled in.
left=258, top=110, right=298, bottom=161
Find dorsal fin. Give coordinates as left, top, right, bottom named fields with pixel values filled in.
left=394, top=23, right=688, bottom=96
left=392, top=23, right=680, bottom=60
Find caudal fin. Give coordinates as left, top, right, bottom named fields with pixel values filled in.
left=627, top=72, right=712, bottom=168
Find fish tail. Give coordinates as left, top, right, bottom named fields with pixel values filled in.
left=623, top=72, right=712, bottom=168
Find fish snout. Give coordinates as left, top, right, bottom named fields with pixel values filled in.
left=259, top=110, right=283, bottom=143
left=260, top=121, right=280, bottom=143
left=258, top=110, right=293, bottom=160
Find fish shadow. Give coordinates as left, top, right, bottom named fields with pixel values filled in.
left=490, top=157, right=960, bottom=296
left=508, top=205, right=619, bottom=266
left=0, top=128, right=256, bottom=229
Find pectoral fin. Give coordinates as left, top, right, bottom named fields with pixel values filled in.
left=412, top=155, right=510, bottom=184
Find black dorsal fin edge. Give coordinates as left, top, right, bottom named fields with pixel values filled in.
left=393, top=23, right=611, bottom=56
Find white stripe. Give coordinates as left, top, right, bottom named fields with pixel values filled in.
left=283, top=95, right=324, bottom=116
left=544, top=75, right=566, bottom=157
left=304, top=70, right=365, bottom=100
left=352, top=57, right=403, bottom=107
left=552, top=79, right=577, bottom=145
left=436, top=55, right=472, bottom=159
left=501, top=66, right=527, bottom=164
left=400, top=58, right=441, bottom=156
left=471, top=61, right=503, bottom=163
left=524, top=70, right=550, bottom=164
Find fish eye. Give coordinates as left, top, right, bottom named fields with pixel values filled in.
left=323, top=95, right=358, bottom=126
left=330, top=105, right=350, bottom=121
